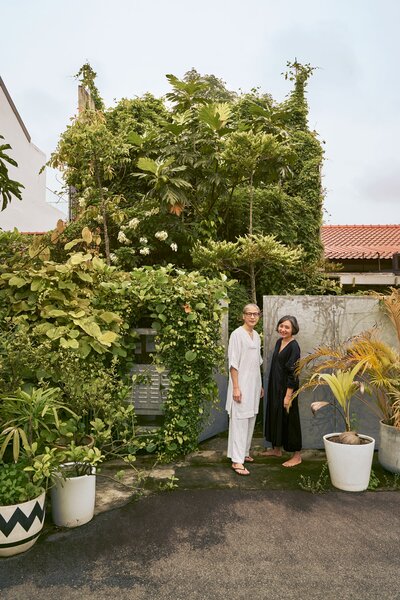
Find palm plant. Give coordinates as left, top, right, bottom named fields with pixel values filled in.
left=308, top=363, right=365, bottom=438
left=297, top=329, right=400, bottom=427
left=0, top=386, right=76, bottom=461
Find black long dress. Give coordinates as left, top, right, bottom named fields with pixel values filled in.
left=264, top=338, right=302, bottom=452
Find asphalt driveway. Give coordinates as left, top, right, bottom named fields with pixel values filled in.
left=1, top=489, right=400, bottom=600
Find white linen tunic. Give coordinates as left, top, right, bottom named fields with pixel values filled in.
left=225, top=326, right=263, bottom=419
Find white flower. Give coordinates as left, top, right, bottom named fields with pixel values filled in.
left=170, top=242, right=178, bottom=252
left=128, top=217, right=140, bottom=229
left=140, top=237, right=148, bottom=244
left=155, top=230, right=168, bottom=241
left=118, top=231, right=131, bottom=245
left=78, top=198, right=86, bottom=208
left=139, top=247, right=150, bottom=255
left=110, top=253, right=118, bottom=264
left=144, top=207, right=160, bottom=217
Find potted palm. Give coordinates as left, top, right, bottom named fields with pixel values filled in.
left=305, top=363, right=375, bottom=491
left=373, top=288, right=400, bottom=473
left=298, top=327, right=400, bottom=476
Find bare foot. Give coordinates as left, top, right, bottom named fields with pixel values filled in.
left=244, top=456, right=254, bottom=462
left=282, top=454, right=302, bottom=467
left=261, top=449, right=282, bottom=457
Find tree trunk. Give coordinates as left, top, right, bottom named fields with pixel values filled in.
left=249, top=263, right=257, bottom=305
left=101, top=199, right=111, bottom=266
left=94, top=164, right=111, bottom=265
left=249, top=171, right=254, bottom=235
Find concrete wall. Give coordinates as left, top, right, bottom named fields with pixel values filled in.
left=262, top=296, right=398, bottom=448
left=0, top=80, right=65, bottom=231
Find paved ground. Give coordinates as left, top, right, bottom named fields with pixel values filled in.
left=1, top=437, right=400, bottom=600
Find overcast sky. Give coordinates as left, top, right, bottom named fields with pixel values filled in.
left=1, top=0, right=399, bottom=224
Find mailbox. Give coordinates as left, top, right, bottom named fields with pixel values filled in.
left=129, top=328, right=168, bottom=415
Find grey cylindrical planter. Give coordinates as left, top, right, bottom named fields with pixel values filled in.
left=378, top=421, right=400, bottom=474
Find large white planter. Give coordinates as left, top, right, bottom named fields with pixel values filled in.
left=51, top=463, right=96, bottom=528
left=323, top=433, right=375, bottom=492
left=378, top=421, right=400, bottom=474
left=0, top=491, right=46, bottom=557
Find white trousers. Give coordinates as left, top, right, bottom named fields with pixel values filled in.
left=227, top=415, right=257, bottom=464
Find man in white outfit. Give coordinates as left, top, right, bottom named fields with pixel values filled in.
left=226, top=304, right=263, bottom=476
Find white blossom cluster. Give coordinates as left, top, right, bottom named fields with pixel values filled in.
left=170, top=242, right=178, bottom=252
left=128, top=217, right=140, bottom=229
left=117, top=231, right=131, bottom=245
left=144, top=207, right=160, bottom=217
left=140, top=247, right=150, bottom=255
left=155, top=230, right=168, bottom=241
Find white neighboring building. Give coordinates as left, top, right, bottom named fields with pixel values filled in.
left=0, top=77, right=65, bottom=232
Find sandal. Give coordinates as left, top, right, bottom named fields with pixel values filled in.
left=231, top=465, right=250, bottom=476
left=244, top=456, right=254, bottom=463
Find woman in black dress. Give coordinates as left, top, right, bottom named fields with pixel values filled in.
left=263, top=315, right=302, bottom=467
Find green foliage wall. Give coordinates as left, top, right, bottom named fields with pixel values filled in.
left=49, top=61, right=326, bottom=300
left=0, top=242, right=229, bottom=459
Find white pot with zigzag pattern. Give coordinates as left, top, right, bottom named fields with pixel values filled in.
left=0, top=491, right=46, bottom=557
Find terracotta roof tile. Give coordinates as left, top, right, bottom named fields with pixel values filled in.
left=321, top=225, right=400, bottom=259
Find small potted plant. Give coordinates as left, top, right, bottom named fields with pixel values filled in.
left=0, top=440, right=49, bottom=558
left=53, top=417, right=95, bottom=450
left=0, top=385, right=77, bottom=555
left=49, top=443, right=104, bottom=528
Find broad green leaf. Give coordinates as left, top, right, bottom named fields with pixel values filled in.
left=60, top=337, right=79, bottom=349
left=45, top=309, right=67, bottom=318
left=31, top=278, right=44, bottom=292
left=76, top=319, right=102, bottom=339
left=77, top=340, right=91, bottom=359
left=98, top=331, right=119, bottom=346
left=68, top=310, right=86, bottom=318
left=9, top=276, right=27, bottom=288
left=128, top=131, right=143, bottom=146
left=137, top=157, right=158, bottom=174
left=92, top=256, right=105, bottom=270
left=77, top=271, right=93, bottom=283
left=64, top=239, right=82, bottom=251
left=88, top=339, right=108, bottom=354
left=45, top=326, right=65, bottom=340
left=99, top=311, right=122, bottom=324
left=81, top=227, right=93, bottom=244
left=70, top=253, right=87, bottom=265
left=185, top=350, right=197, bottom=362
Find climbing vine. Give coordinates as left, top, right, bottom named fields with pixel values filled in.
left=127, top=266, right=231, bottom=459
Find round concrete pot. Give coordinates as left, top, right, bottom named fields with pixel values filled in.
left=0, top=490, right=46, bottom=557
left=378, top=421, right=400, bottom=474
left=323, top=433, right=375, bottom=492
left=51, top=463, right=96, bottom=528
